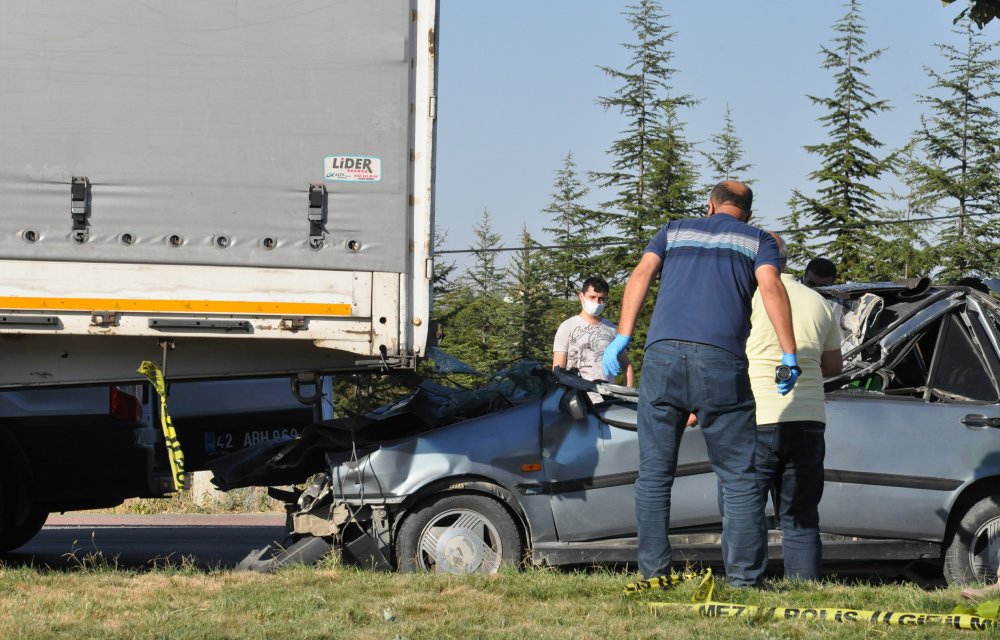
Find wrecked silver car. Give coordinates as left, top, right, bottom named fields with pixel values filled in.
left=212, top=278, right=1000, bottom=585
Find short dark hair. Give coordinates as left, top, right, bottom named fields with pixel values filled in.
left=804, top=257, right=837, bottom=280
left=709, top=181, right=753, bottom=212
left=580, top=276, right=609, bottom=295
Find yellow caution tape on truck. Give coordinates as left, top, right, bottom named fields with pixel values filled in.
left=138, top=361, right=187, bottom=491
left=625, top=569, right=1000, bottom=630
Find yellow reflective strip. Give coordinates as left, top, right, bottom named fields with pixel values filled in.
left=0, top=297, right=352, bottom=316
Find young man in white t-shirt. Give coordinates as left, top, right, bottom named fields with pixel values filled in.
left=553, top=276, right=634, bottom=388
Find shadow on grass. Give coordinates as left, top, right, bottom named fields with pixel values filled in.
left=0, top=524, right=291, bottom=575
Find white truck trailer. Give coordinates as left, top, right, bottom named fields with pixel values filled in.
left=0, top=0, right=438, bottom=551
left=0, top=0, right=437, bottom=386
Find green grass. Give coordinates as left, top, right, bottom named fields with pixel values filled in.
left=0, top=559, right=995, bottom=639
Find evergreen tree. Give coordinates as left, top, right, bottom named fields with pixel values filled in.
left=910, top=18, right=1000, bottom=282
left=779, top=205, right=811, bottom=274
left=541, top=152, right=603, bottom=301
left=434, top=210, right=517, bottom=374
left=430, top=229, right=457, bottom=302
left=869, top=144, right=935, bottom=280
left=943, top=0, right=1000, bottom=29
left=785, top=0, right=896, bottom=281
left=507, top=227, right=554, bottom=363
left=702, top=105, right=754, bottom=186
left=644, top=105, right=704, bottom=231
left=592, top=0, right=699, bottom=275
left=465, top=209, right=503, bottom=298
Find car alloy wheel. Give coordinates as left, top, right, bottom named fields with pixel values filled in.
left=968, top=516, right=1000, bottom=581
left=944, top=496, right=1000, bottom=585
left=396, top=493, right=522, bottom=574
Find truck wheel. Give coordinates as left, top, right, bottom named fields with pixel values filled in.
left=395, top=493, right=522, bottom=574
left=0, top=430, right=47, bottom=553
left=944, top=496, right=1000, bottom=585
left=0, top=494, right=48, bottom=553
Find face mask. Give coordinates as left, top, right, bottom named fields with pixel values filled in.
left=582, top=299, right=606, bottom=317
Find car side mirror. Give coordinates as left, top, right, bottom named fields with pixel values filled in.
left=560, top=389, right=588, bottom=421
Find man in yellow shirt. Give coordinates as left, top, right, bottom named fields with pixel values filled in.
left=746, top=234, right=843, bottom=580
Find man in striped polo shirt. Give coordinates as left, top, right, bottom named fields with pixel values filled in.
left=603, top=181, right=798, bottom=587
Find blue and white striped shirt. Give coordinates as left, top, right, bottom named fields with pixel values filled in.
left=643, top=214, right=781, bottom=358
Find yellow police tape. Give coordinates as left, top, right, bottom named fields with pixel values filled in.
left=137, top=361, right=187, bottom=491
left=624, top=569, right=1000, bottom=630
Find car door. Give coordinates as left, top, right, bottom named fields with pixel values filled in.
left=541, top=392, right=718, bottom=542
left=820, top=299, right=1000, bottom=541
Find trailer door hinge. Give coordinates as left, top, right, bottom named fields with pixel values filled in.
left=71, top=176, right=90, bottom=243
left=308, top=183, right=326, bottom=250
left=429, top=95, right=437, bottom=119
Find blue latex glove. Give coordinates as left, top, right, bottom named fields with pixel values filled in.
left=777, top=352, right=800, bottom=396
left=602, top=334, right=632, bottom=378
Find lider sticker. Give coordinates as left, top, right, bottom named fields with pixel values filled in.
left=324, top=155, right=382, bottom=182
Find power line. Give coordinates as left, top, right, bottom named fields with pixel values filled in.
left=433, top=209, right=998, bottom=256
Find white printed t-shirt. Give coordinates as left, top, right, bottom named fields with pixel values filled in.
left=553, top=315, right=619, bottom=383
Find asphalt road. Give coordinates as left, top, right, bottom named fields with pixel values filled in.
left=1, top=514, right=288, bottom=570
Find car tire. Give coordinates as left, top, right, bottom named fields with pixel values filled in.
left=395, top=493, right=522, bottom=574
left=944, top=496, right=1000, bottom=585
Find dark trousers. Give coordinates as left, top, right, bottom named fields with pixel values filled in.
left=636, top=340, right=766, bottom=586
left=756, top=421, right=826, bottom=580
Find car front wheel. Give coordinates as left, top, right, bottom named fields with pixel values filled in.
left=395, top=493, right=522, bottom=574
left=944, top=496, right=1000, bottom=585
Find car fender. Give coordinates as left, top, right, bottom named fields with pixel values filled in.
left=942, top=475, right=1000, bottom=547
left=391, top=476, right=531, bottom=543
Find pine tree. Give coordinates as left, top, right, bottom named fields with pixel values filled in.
left=702, top=105, right=754, bottom=186
left=541, top=152, right=603, bottom=301
left=779, top=205, right=811, bottom=274
left=943, top=0, right=1000, bottom=29
left=644, top=105, right=704, bottom=231
left=465, top=209, right=503, bottom=298
left=910, top=18, right=1000, bottom=282
left=785, top=0, right=896, bottom=281
left=592, top=0, right=699, bottom=274
left=434, top=210, right=517, bottom=374
left=868, top=144, right=935, bottom=280
left=430, top=229, right=457, bottom=301
left=507, top=227, right=553, bottom=363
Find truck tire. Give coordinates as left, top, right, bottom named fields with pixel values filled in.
left=395, top=493, right=522, bottom=574
left=0, top=429, right=47, bottom=553
left=944, top=496, right=1000, bottom=585
left=0, top=499, right=48, bottom=553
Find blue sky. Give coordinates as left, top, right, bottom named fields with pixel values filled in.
left=434, top=1, right=997, bottom=265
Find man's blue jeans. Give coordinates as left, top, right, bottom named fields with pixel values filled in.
left=756, top=421, right=826, bottom=580
left=635, top=340, right=766, bottom=586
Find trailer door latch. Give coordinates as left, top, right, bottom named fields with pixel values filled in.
left=308, top=183, right=326, bottom=250
left=71, top=176, right=90, bottom=243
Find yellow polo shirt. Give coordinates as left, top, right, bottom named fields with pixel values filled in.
left=747, top=273, right=841, bottom=425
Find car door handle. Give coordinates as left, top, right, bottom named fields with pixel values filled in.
left=961, top=414, right=1000, bottom=429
